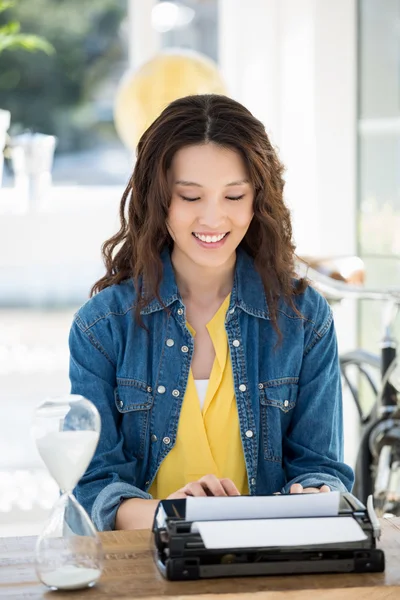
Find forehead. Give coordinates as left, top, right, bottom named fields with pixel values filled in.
left=169, top=144, right=248, bottom=182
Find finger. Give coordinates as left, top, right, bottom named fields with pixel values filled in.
left=198, top=474, right=227, bottom=496
left=302, top=487, right=321, bottom=493
left=290, top=483, right=303, bottom=494
left=183, top=481, right=207, bottom=497
left=167, top=490, right=190, bottom=499
left=319, top=485, right=331, bottom=493
left=219, top=478, right=241, bottom=496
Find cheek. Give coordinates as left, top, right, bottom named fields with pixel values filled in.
left=167, top=202, right=194, bottom=232
left=230, top=205, right=254, bottom=229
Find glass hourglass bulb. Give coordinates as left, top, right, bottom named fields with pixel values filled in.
left=32, top=394, right=103, bottom=591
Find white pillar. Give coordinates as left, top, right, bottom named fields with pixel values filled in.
left=218, top=0, right=282, bottom=146
left=314, top=1, right=357, bottom=258
left=128, top=0, right=161, bottom=70
left=278, top=0, right=319, bottom=254
left=280, top=0, right=357, bottom=259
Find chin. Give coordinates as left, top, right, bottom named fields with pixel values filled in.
left=191, top=250, right=236, bottom=269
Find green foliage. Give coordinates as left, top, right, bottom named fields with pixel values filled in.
left=0, top=1, right=54, bottom=55
left=0, top=0, right=126, bottom=151
left=0, top=1, right=14, bottom=12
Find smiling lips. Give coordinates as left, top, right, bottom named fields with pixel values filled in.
left=193, top=232, right=229, bottom=244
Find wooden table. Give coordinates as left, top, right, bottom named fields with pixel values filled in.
left=1, top=518, right=399, bottom=600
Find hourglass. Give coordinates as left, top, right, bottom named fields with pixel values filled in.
left=32, top=394, right=103, bottom=591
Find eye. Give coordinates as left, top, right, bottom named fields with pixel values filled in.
left=179, top=194, right=245, bottom=202
left=226, top=195, right=245, bottom=201
left=180, top=195, right=200, bottom=202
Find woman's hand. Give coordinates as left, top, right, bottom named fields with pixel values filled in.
left=167, top=474, right=240, bottom=499
left=289, top=483, right=331, bottom=494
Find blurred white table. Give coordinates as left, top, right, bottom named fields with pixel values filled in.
left=0, top=186, right=124, bottom=305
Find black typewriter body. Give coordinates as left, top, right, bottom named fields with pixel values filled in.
left=152, top=493, right=385, bottom=580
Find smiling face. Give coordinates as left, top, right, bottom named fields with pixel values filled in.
left=166, top=143, right=254, bottom=270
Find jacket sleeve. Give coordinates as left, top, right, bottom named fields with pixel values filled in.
left=69, top=315, right=151, bottom=531
left=280, top=299, right=355, bottom=494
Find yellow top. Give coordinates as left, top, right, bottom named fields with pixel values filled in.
left=149, top=294, right=249, bottom=499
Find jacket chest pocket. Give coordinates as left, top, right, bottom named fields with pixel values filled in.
left=114, top=378, right=153, bottom=460
left=259, top=378, right=298, bottom=462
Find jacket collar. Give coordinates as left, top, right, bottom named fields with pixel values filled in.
left=140, top=246, right=270, bottom=320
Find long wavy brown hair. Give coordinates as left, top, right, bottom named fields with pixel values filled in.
left=92, top=94, right=308, bottom=335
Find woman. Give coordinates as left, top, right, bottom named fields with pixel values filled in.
left=70, top=94, right=354, bottom=532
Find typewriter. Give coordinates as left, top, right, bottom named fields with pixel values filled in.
left=152, top=492, right=385, bottom=580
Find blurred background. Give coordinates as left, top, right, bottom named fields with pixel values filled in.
left=0, top=0, right=399, bottom=535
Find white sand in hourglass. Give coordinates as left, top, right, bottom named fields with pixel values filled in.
left=40, top=565, right=102, bottom=590
left=36, top=430, right=99, bottom=491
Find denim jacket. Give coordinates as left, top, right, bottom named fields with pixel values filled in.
left=70, top=247, right=354, bottom=531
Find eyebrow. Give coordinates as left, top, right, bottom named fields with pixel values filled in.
left=175, top=179, right=250, bottom=187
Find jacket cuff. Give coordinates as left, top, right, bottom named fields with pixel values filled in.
left=91, top=482, right=152, bottom=531
left=280, top=473, right=349, bottom=494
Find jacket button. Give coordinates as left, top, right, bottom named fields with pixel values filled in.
left=229, top=307, right=235, bottom=314
left=232, top=339, right=240, bottom=347
left=181, top=345, right=189, bottom=353
left=284, top=400, right=289, bottom=407
left=145, top=480, right=150, bottom=486
left=258, top=383, right=264, bottom=390
left=177, top=308, right=184, bottom=315
left=119, top=400, right=123, bottom=408
left=163, top=436, right=171, bottom=445
left=157, top=385, right=166, bottom=394
left=151, top=434, right=158, bottom=442
left=147, top=386, right=152, bottom=393
left=251, top=478, right=256, bottom=486
left=172, top=389, right=180, bottom=397
left=239, top=384, right=247, bottom=392
left=245, top=430, right=253, bottom=438
left=166, top=339, right=174, bottom=347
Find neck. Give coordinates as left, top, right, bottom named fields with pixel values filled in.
left=171, top=247, right=235, bottom=306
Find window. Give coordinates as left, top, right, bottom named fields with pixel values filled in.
left=358, top=0, right=400, bottom=356
left=0, top=0, right=131, bottom=187
left=155, top=0, right=218, bottom=62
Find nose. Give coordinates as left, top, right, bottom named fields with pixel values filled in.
left=197, top=198, right=226, bottom=229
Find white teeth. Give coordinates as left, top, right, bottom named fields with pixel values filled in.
left=194, top=233, right=227, bottom=243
